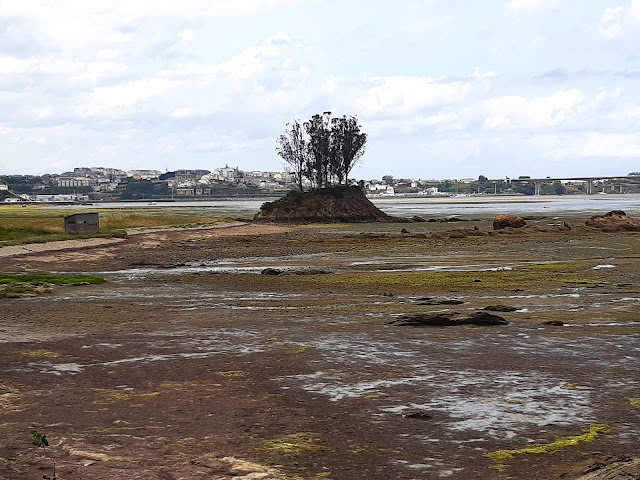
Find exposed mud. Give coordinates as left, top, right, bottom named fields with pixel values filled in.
left=0, top=218, right=639, bottom=479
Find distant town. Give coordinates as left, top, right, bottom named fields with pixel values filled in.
left=1, top=166, right=640, bottom=203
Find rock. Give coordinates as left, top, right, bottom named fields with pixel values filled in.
left=253, top=186, right=398, bottom=223
left=402, top=410, right=433, bottom=420
left=567, top=456, right=640, bottom=480
left=585, top=210, right=640, bottom=232
left=390, top=311, right=508, bottom=327
left=418, top=299, right=465, bottom=305
left=493, top=214, right=526, bottom=230
left=261, top=268, right=283, bottom=276
left=400, top=228, right=410, bottom=234
left=563, top=221, right=575, bottom=230
left=543, top=320, right=564, bottom=326
left=411, top=215, right=427, bottom=222
left=484, top=305, right=517, bottom=312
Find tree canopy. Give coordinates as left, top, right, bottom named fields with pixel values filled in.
left=276, top=112, right=367, bottom=190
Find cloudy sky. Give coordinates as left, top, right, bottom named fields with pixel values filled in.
left=1, top=0, right=639, bottom=180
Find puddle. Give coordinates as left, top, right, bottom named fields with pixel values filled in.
left=593, top=264, right=616, bottom=269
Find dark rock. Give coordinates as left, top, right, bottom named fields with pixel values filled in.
left=418, top=299, right=465, bottom=305
left=563, top=221, right=575, bottom=230
left=585, top=210, right=640, bottom=232
left=484, top=305, right=517, bottom=312
left=427, top=218, right=437, bottom=223
left=403, top=410, right=433, bottom=420
left=493, top=214, right=526, bottom=230
left=261, top=268, right=283, bottom=276
left=543, top=320, right=565, bottom=326
left=411, top=215, right=427, bottom=222
left=400, top=228, right=409, bottom=234
left=390, top=311, right=508, bottom=327
left=570, top=455, right=640, bottom=480
left=288, top=268, right=332, bottom=275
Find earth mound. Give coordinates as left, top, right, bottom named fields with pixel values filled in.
left=585, top=210, right=640, bottom=232
left=253, top=186, right=396, bottom=223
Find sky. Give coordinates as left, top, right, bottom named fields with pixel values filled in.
left=1, top=0, right=639, bottom=180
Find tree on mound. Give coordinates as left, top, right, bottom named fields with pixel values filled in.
left=276, top=112, right=367, bottom=190
left=254, top=185, right=393, bottom=223
left=264, top=112, right=389, bottom=223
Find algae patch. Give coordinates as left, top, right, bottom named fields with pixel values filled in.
left=486, top=424, right=612, bottom=463
left=261, top=433, right=323, bottom=455
left=20, top=350, right=62, bottom=359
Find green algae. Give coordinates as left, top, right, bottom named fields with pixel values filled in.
left=217, top=370, right=248, bottom=378
left=486, top=424, right=612, bottom=463
left=20, top=350, right=62, bottom=359
left=308, top=269, right=587, bottom=291
left=261, top=433, right=323, bottom=455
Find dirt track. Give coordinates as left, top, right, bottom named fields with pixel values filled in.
left=0, top=219, right=639, bottom=480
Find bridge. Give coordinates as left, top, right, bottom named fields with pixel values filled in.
left=488, top=175, right=640, bottom=195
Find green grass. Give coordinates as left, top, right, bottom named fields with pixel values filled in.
left=0, top=205, right=235, bottom=246
left=0, top=273, right=106, bottom=297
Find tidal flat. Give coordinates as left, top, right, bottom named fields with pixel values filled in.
left=0, top=213, right=638, bottom=480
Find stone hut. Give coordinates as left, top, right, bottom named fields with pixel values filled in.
left=64, top=213, right=99, bottom=234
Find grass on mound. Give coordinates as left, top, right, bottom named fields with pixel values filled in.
left=0, top=273, right=106, bottom=298
left=0, top=205, right=235, bottom=246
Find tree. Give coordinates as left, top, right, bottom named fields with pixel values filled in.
left=553, top=180, right=565, bottom=195
left=276, top=120, right=308, bottom=191
left=331, top=115, right=367, bottom=185
left=382, top=175, right=394, bottom=185
left=304, top=112, right=332, bottom=188
left=478, top=175, right=488, bottom=183
left=277, top=112, right=368, bottom=190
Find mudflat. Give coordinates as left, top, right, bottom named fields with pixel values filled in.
left=1, top=217, right=639, bottom=480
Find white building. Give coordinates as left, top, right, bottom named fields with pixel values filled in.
left=0, top=184, right=8, bottom=191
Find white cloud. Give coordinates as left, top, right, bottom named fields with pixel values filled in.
left=597, top=1, right=640, bottom=39
left=505, top=0, right=562, bottom=16
left=481, top=90, right=584, bottom=129
left=356, top=76, right=473, bottom=117
left=75, top=79, right=175, bottom=116
left=1, top=1, right=640, bottom=178
left=547, top=132, right=640, bottom=159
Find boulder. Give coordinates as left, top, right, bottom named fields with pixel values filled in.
left=543, top=320, right=565, bottom=326
left=484, top=305, right=518, bottom=312
left=389, top=311, right=508, bottom=327
left=568, top=456, right=640, bottom=480
left=493, top=214, right=526, bottom=230
left=585, top=210, right=640, bottom=232
left=419, top=299, right=465, bottom=305
left=261, top=268, right=283, bottom=276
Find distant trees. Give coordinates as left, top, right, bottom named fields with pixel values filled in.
left=276, top=112, right=367, bottom=190
left=382, top=175, right=394, bottom=185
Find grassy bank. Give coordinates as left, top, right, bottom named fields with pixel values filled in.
left=0, top=273, right=106, bottom=297
left=0, top=205, right=235, bottom=246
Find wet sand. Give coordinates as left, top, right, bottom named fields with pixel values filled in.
left=0, top=216, right=638, bottom=479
